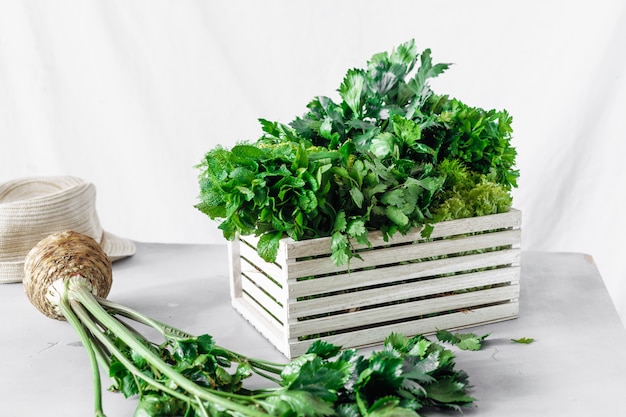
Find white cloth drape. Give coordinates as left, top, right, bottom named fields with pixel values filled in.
left=1, top=0, right=625, bottom=324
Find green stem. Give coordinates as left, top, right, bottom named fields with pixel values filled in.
left=70, top=300, right=197, bottom=408
left=58, top=292, right=106, bottom=417
left=99, top=296, right=286, bottom=378
left=195, top=395, right=210, bottom=417
left=246, top=368, right=282, bottom=386
left=67, top=280, right=271, bottom=417
left=97, top=296, right=192, bottom=339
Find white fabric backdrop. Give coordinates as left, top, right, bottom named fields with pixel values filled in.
left=1, top=0, right=625, bottom=324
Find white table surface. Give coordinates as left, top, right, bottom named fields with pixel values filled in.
left=1, top=243, right=625, bottom=416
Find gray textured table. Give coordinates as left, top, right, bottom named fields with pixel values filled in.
left=1, top=244, right=625, bottom=416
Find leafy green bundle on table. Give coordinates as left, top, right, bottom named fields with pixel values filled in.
left=196, top=39, right=518, bottom=265
left=23, top=230, right=483, bottom=416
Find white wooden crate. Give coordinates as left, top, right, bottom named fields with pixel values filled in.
left=228, top=209, right=522, bottom=358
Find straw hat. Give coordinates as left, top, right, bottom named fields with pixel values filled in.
left=0, top=176, right=136, bottom=283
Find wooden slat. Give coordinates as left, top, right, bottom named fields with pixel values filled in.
left=286, top=302, right=519, bottom=358
left=286, top=229, right=521, bottom=279
left=288, top=284, right=519, bottom=338
left=287, top=248, right=521, bottom=298
left=283, top=208, right=522, bottom=258
left=288, top=266, right=520, bottom=318
left=231, top=297, right=290, bottom=357
left=228, top=240, right=242, bottom=299
left=241, top=264, right=284, bottom=307
left=240, top=275, right=286, bottom=323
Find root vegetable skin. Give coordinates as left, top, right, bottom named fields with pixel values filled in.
left=23, top=230, right=112, bottom=320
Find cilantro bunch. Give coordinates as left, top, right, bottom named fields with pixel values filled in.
left=196, top=39, right=518, bottom=264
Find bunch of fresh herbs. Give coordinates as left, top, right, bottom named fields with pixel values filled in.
left=196, top=39, right=518, bottom=264
left=110, top=322, right=478, bottom=417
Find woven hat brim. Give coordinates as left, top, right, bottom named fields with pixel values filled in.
left=0, top=260, right=25, bottom=284
left=101, top=231, right=136, bottom=261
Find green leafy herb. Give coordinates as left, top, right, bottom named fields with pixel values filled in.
left=196, top=39, right=518, bottom=265
left=436, top=330, right=490, bottom=351
left=58, top=274, right=481, bottom=417
left=511, top=337, right=535, bottom=344
left=103, top=308, right=479, bottom=417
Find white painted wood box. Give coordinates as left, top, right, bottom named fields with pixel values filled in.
left=228, top=209, right=522, bottom=358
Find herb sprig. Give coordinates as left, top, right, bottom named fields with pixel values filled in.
left=196, top=39, right=518, bottom=264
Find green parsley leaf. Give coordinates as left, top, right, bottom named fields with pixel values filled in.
left=369, top=132, right=398, bottom=159
left=424, top=378, right=474, bottom=405
left=339, top=69, right=367, bottom=117
left=305, top=340, right=343, bottom=359
left=346, top=218, right=367, bottom=242
left=436, top=329, right=490, bottom=351
left=385, top=206, right=409, bottom=227
left=366, top=396, right=419, bottom=417
left=349, top=187, right=364, bottom=208
left=268, top=390, right=336, bottom=417
left=511, top=337, right=535, bottom=344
